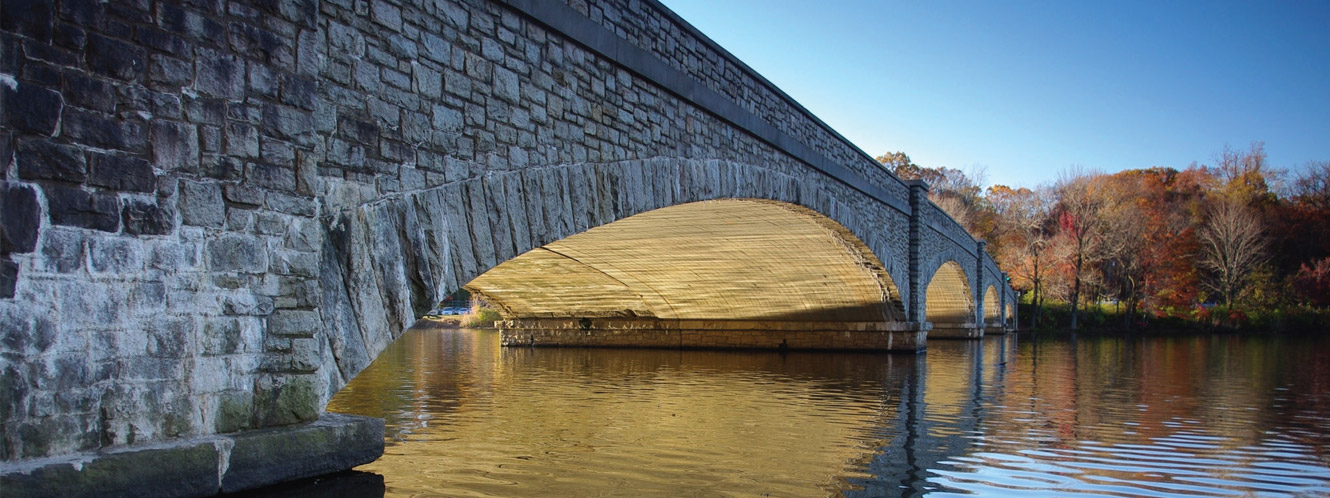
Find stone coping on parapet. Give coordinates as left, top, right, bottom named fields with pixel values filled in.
left=0, top=413, right=384, bottom=498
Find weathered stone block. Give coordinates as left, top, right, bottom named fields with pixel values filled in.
left=86, top=33, right=145, bottom=80
left=195, top=47, right=245, bottom=99
left=247, top=162, right=297, bottom=192
left=0, top=257, right=16, bottom=299
left=38, top=228, right=84, bottom=273
left=60, top=73, right=114, bottom=113
left=215, top=389, right=254, bottom=433
left=150, top=120, right=199, bottom=172
left=88, top=237, right=143, bottom=274
left=62, top=108, right=145, bottom=152
left=16, top=137, right=86, bottom=183
left=223, top=293, right=275, bottom=317
left=370, top=0, right=402, bottom=31
left=265, top=192, right=315, bottom=217
left=253, top=211, right=288, bottom=235
left=44, top=185, right=119, bottom=232
left=289, top=337, right=319, bottom=372
left=207, top=233, right=268, bottom=273
left=225, top=208, right=254, bottom=230
left=247, top=61, right=279, bottom=97
left=1, top=184, right=41, bottom=254
left=225, top=183, right=265, bottom=206
left=268, top=309, right=318, bottom=337
left=158, top=3, right=225, bottom=40
left=251, top=374, right=318, bottom=427
left=2, top=80, right=63, bottom=135
left=280, top=73, right=316, bottom=110
left=88, top=152, right=155, bottom=192
left=149, top=53, right=193, bottom=87
left=121, top=198, right=175, bottom=235
left=136, top=26, right=191, bottom=58
left=2, top=0, right=53, bottom=41
left=225, top=121, right=260, bottom=158
left=263, top=104, right=314, bottom=144
left=272, top=249, right=318, bottom=278
left=179, top=179, right=224, bottom=228
left=260, top=139, right=295, bottom=167
left=230, top=21, right=292, bottom=66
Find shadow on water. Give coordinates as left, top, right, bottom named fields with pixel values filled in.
left=225, top=470, right=384, bottom=497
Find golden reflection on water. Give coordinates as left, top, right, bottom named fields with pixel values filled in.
left=327, top=329, right=1330, bottom=497
left=328, top=328, right=915, bottom=496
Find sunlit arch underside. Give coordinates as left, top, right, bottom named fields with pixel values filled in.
left=464, top=199, right=904, bottom=322
left=925, top=261, right=974, bottom=326
left=983, top=286, right=1000, bottom=324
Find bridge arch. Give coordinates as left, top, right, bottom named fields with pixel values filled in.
left=923, top=260, right=977, bottom=338
left=317, top=158, right=922, bottom=402
left=464, top=198, right=904, bottom=324
left=983, top=286, right=1000, bottom=324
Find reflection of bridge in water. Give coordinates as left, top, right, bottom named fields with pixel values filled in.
left=319, top=328, right=1018, bottom=496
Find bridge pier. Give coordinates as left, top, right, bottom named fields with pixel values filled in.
left=499, top=318, right=928, bottom=352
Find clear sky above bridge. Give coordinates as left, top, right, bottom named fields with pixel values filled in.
left=660, top=0, right=1330, bottom=189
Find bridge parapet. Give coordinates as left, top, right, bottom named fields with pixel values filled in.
left=546, top=0, right=915, bottom=206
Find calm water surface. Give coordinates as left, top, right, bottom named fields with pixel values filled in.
left=325, top=329, right=1330, bottom=497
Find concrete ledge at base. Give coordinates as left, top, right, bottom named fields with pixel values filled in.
left=983, top=326, right=1009, bottom=335
left=499, top=318, right=928, bottom=351
left=0, top=413, right=384, bottom=498
left=500, top=318, right=923, bottom=332
left=220, top=413, right=384, bottom=493
left=928, top=323, right=983, bottom=339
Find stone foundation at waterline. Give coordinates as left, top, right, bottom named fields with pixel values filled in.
left=500, top=318, right=929, bottom=351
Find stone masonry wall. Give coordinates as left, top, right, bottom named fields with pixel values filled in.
left=1, top=0, right=1014, bottom=466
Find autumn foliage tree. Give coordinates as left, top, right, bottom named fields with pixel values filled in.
left=875, top=144, right=1327, bottom=330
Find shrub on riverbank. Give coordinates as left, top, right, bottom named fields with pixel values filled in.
left=460, top=306, right=502, bottom=328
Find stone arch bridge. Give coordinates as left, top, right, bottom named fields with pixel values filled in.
left=0, top=0, right=1015, bottom=493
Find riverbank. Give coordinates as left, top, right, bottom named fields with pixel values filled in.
left=1021, top=302, right=1330, bottom=334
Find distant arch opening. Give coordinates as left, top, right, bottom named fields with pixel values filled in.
left=983, top=286, right=999, bottom=324
left=924, top=261, right=974, bottom=338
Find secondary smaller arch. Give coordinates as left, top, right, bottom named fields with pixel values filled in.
left=924, top=261, right=978, bottom=339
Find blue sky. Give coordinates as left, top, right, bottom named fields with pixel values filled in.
left=659, top=0, right=1330, bottom=189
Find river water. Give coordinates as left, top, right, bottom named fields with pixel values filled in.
left=323, top=328, right=1330, bottom=497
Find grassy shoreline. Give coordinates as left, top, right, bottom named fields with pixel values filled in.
left=1020, top=302, right=1330, bottom=334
